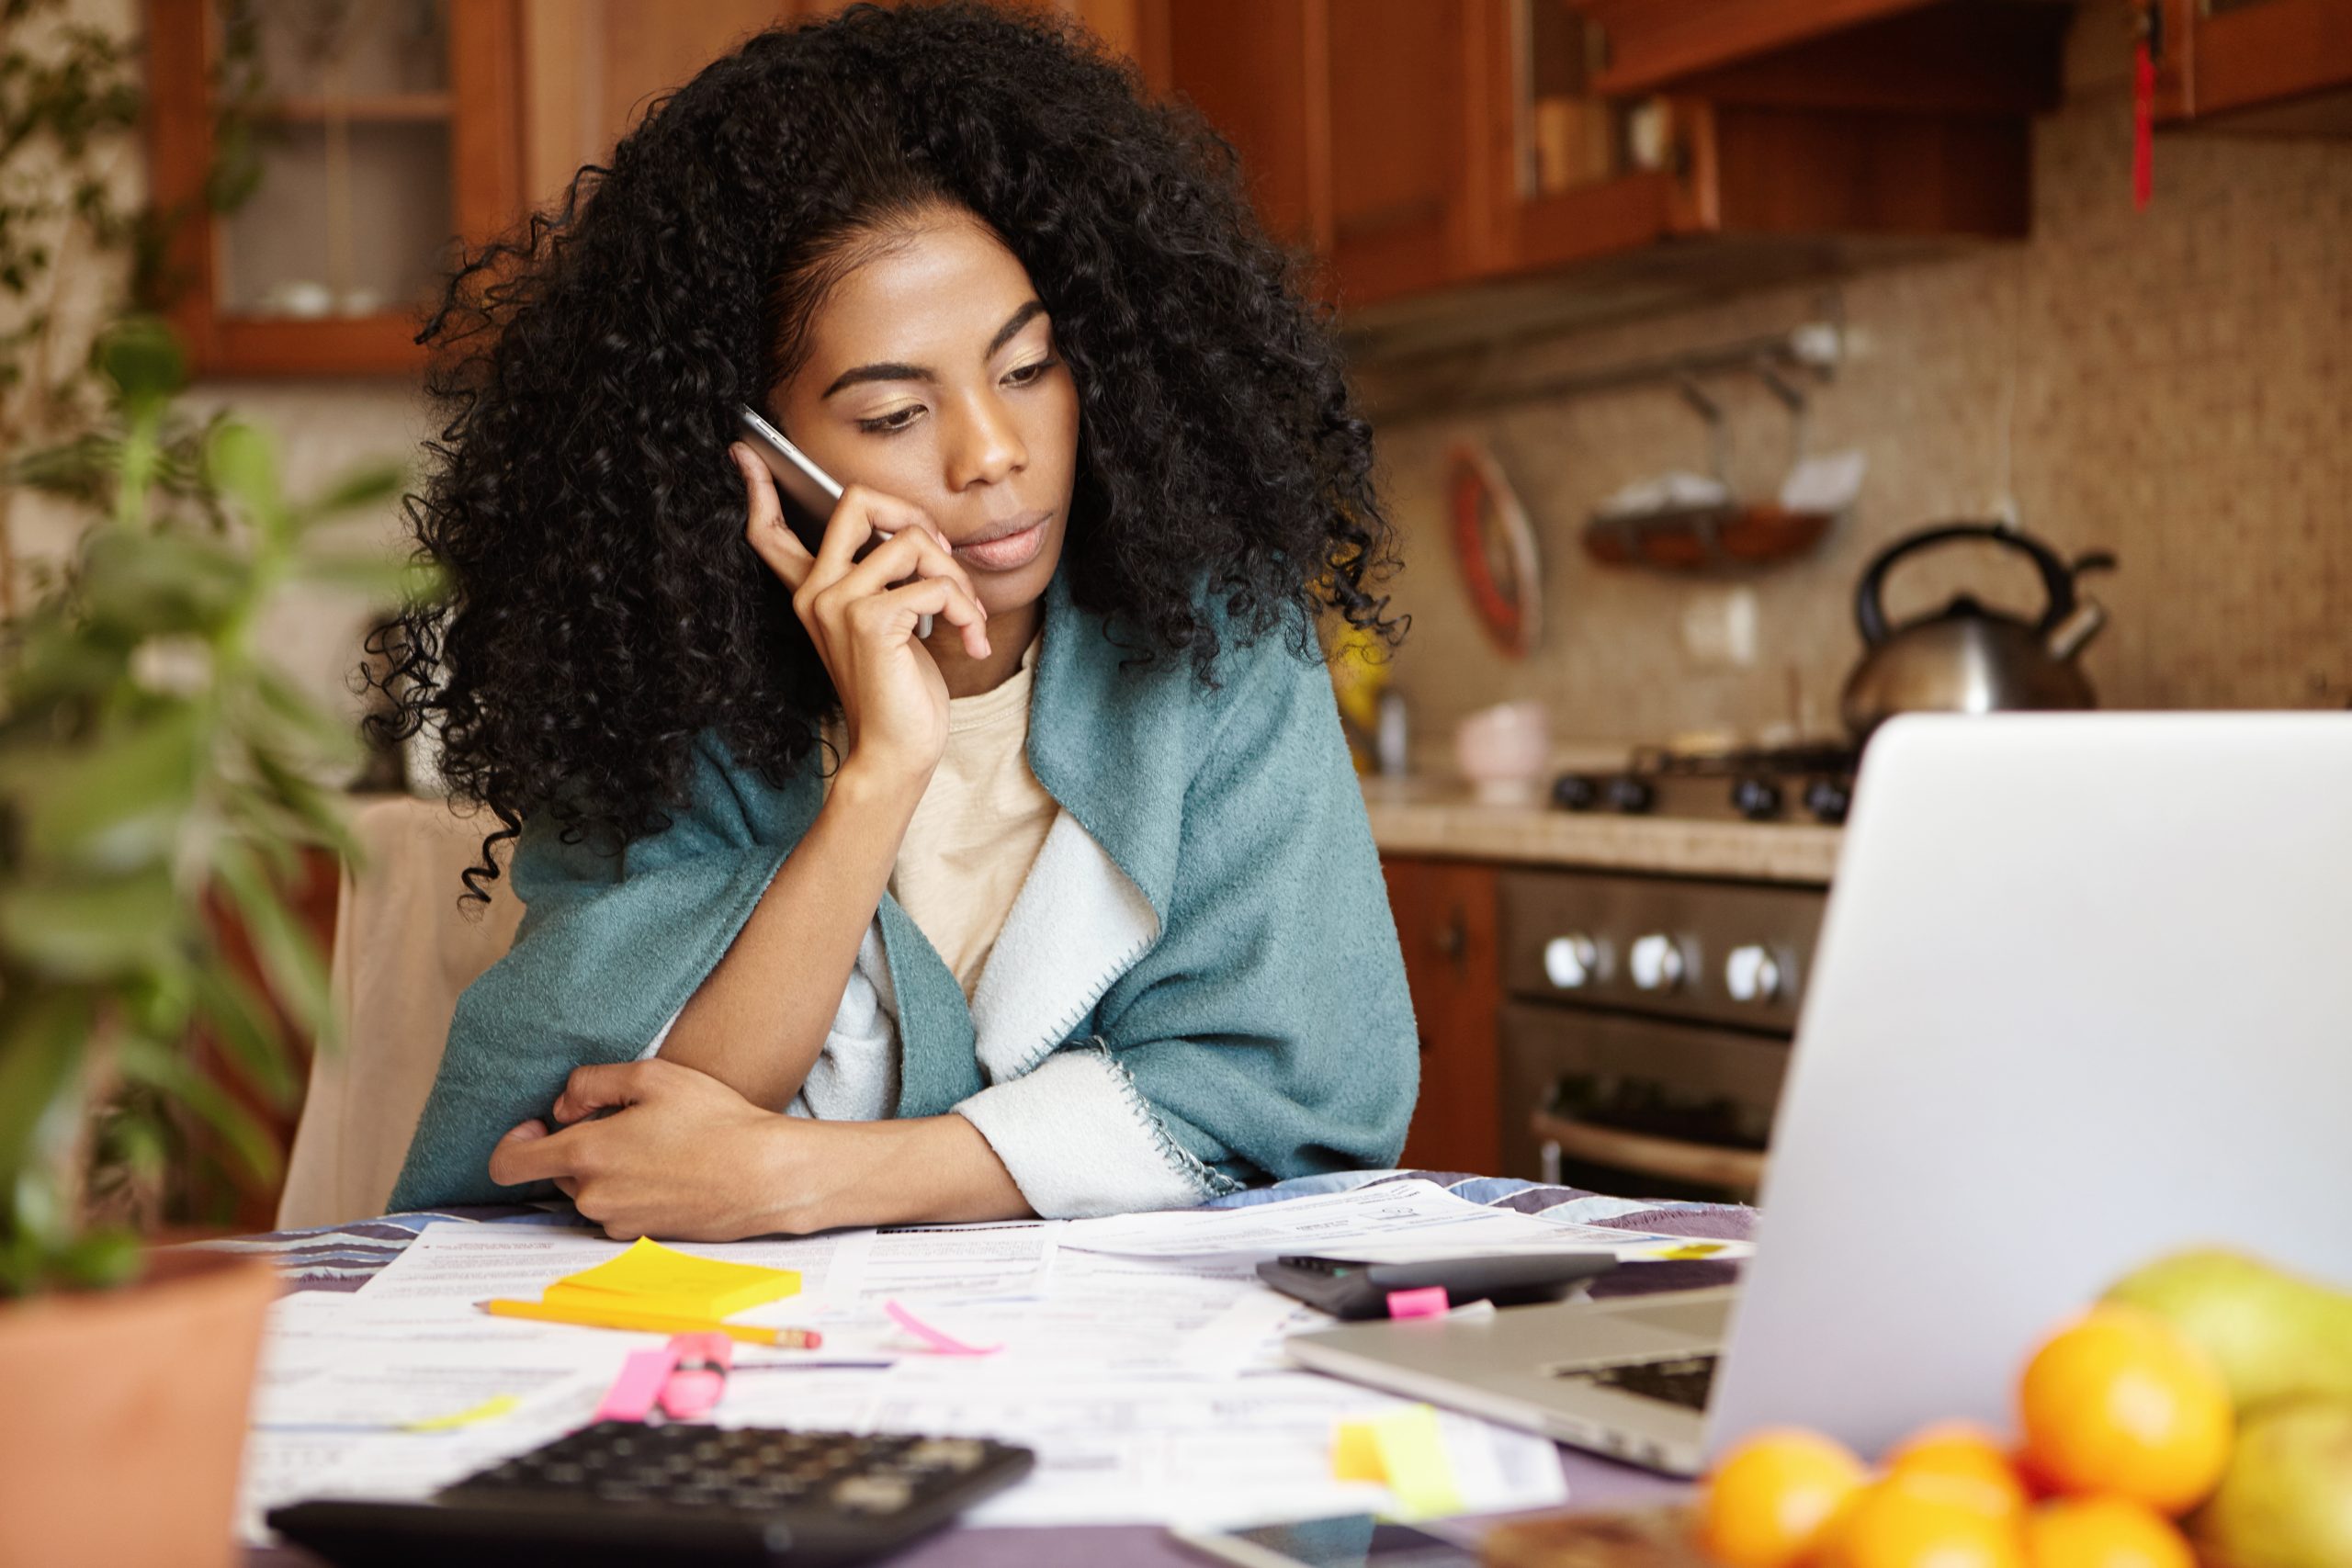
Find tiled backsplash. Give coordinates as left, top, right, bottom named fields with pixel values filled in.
left=1352, top=2, right=2351, bottom=761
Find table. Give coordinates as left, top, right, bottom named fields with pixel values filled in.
left=215, top=1169, right=1753, bottom=1566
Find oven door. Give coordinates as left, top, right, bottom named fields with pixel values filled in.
left=1499, top=1001, right=1789, bottom=1203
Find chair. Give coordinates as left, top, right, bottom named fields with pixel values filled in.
left=274, top=796, right=524, bottom=1229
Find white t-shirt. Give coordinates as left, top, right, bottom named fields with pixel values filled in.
left=823, top=635, right=1057, bottom=998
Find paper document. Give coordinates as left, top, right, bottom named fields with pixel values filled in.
left=1061, top=1179, right=1743, bottom=1263
left=247, top=1206, right=1582, bottom=1541
left=357, top=1221, right=870, bottom=1318
left=708, top=1366, right=1566, bottom=1530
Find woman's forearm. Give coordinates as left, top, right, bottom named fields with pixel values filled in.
left=657, top=758, right=926, bottom=1110
left=761, top=1113, right=1033, bottom=1233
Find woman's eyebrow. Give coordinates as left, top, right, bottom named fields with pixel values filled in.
left=820, top=299, right=1048, bottom=400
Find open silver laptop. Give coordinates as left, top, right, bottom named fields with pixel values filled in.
left=1288, top=713, right=2352, bottom=1475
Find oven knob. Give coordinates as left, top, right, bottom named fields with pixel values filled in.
left=1627, top=932, right=1685, bottom=991
left=1724, top=943, right=1783, bottom=1003
left=1804, top=777, right=1852, bottom=826
left=1552, top=773, right=1600, bottom=812
left=1606, top=776, right=1656, bottom=815
left=1730, top=775, right=1783, bottom=821
left=1543, top=933, right=1600, bottom=989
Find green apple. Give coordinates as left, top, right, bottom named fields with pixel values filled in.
left=2105, top=1249, right=2352, bottom=1411
left=2194, top=1396, right=2352, bottom=1568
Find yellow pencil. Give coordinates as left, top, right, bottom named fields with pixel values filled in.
left=479, top=1297, right=823, bottom=1348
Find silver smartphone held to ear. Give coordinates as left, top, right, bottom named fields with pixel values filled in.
left=736, top=403, right=842, bottom=554
left=735, top=403, right=932, bottom=637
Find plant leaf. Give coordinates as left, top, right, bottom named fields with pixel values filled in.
left=204, top=420, right=286, bottom=537
left=114, top=1034, right=282, bottom=1187
left=1, top=707, right=205, bottom=873
left=0, top=990, right=97, bottom=1218
left=0, top=869, right=183, bottom=980
left=209, top=841, right=330, bottom=1037
left=294, top=459, right=406, bottom=525
left=78, top=525, right=250, bottom=635
left=52, top=1228, right=142, bottom=1291
left=94, top=316, right=187, bottom=415
left=188, top=964, right=300, bottom=1104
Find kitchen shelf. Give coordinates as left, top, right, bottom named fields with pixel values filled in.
left=258, top=91, right=456, bottom=123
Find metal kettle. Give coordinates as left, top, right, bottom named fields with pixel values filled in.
left=1839, top=522, right=2116, bottom=739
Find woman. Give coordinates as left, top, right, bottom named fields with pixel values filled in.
left=379, top=2, right=1414, bottom=1237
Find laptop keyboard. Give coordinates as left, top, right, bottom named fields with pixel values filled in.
left=1555, top=1353, right=1719, bottom=1411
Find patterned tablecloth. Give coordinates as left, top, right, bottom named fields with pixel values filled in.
left=220, top=1169, right=1754, bottom=1566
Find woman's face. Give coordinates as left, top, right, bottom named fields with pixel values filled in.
left=767, top=209, right=1080, bottom=620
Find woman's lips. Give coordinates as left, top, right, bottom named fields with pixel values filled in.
left=954, top=514, right=1050, bottom=571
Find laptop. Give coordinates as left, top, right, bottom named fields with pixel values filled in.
left=1287, top=713, right=2352, bottom=1475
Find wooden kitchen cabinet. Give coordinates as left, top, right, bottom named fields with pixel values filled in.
left=1383, top=855, right=1505, bottom=1176
left=144, top=0, right=527, bottom=378
left=1574, top=0, right=2067, bottom=116
left=1159, top=0, right=2062, bottom=325
left=1160, top=0, right=1481, bottom=305
left=2150, top=0, right=2352, bottom=135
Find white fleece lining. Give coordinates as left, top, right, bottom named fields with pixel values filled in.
left=641, top=807, right=1193, bottom=1210
left=640, top=922, right=899, bottom=1120
left=968, top=808, right=1161, bottom=1084
left=952, top=1048, right=1211, bottom=1218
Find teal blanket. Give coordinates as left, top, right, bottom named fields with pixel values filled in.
left=389, top=570, right=1418, bottom=1215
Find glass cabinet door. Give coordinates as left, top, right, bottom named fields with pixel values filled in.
left=213, top=0, right=458, bottom=322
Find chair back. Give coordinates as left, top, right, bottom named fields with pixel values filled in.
left=275, top=796, right=524, bottom=1229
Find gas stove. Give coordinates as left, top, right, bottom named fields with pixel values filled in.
left=1552, top=742, right=1859, bottom=826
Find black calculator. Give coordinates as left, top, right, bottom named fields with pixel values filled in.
left=266, top=1421, right=1035, bottom=1567
left=1256, top=1252, right=1618, bottom=1320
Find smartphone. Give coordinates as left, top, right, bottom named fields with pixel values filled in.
left=1170, top=1516, right=1479, bottom=1568
left=735, top=403, right=932, bottom=637
left=736, top=403, right=843, bottom=554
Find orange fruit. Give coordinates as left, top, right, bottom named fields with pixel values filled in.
left=1885, top=1422, right=2032, bottom=1522
left=1818, top=1472, right=2029, bottom=1568
left=2022, top=1496, right=2196, bottom=1568
left=1695, top=1427, right=1870, bottom=1568
left=2017, top=1304, right=2233, bottom=1515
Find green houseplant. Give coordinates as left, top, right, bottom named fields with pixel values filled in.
left=0, top=315, right=428, bottom=1565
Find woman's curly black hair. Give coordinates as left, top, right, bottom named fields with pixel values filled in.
left=368, top=1, right=1402, bottom=898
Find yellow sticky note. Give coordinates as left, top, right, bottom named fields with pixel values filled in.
left=1329, top=1405, right=1464, bottom=1519
left=1653, top=1242, right=1726, bottom=1261
left=544, top=1237, right=800, bottom=1319
left=403, top=1393, right=519, bottom=1432
left=1332, top=1420, right=1386, bottom=1483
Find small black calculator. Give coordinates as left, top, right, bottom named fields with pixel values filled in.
left=1256, top=1252, right=1617, bottom=1320
left=267, top=1421, right=1034, bottom=1567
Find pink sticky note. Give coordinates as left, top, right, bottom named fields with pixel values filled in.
left=883, top=1298, right=1003, bottom=1356
left=1385, top=1286, right=1450, bottom=1319
left=594, top=1346, right=681, bottom=1422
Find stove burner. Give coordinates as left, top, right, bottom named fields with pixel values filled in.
left=1549, top=742, right=1859, bottom=826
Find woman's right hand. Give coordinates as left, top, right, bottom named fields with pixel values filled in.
left=731, top=443, right=991, bottom=785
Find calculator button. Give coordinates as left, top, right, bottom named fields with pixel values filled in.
left=832, top=1474, right=914, bottom=1513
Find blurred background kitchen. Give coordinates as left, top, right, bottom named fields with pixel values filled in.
left=6, top=0, right=2346, bottom=1227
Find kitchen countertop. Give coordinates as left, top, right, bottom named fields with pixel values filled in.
left=1362, top=776, right=1842, bottom=884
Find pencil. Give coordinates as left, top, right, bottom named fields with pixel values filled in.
left=480, top=1297, right=823, bottom=1348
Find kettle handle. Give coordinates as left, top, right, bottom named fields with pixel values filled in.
left=1853, top=522, right=2082, bottom=646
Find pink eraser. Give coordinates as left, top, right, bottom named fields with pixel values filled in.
left=594, top=1346, right=681, bottom=1423
left=1385, top=1285, right=1451, bottom=1319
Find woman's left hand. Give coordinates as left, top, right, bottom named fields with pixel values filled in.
left=487, top=1059, right=1036, bottom=1239
left=487, top=1060, right=802, bottom=1241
